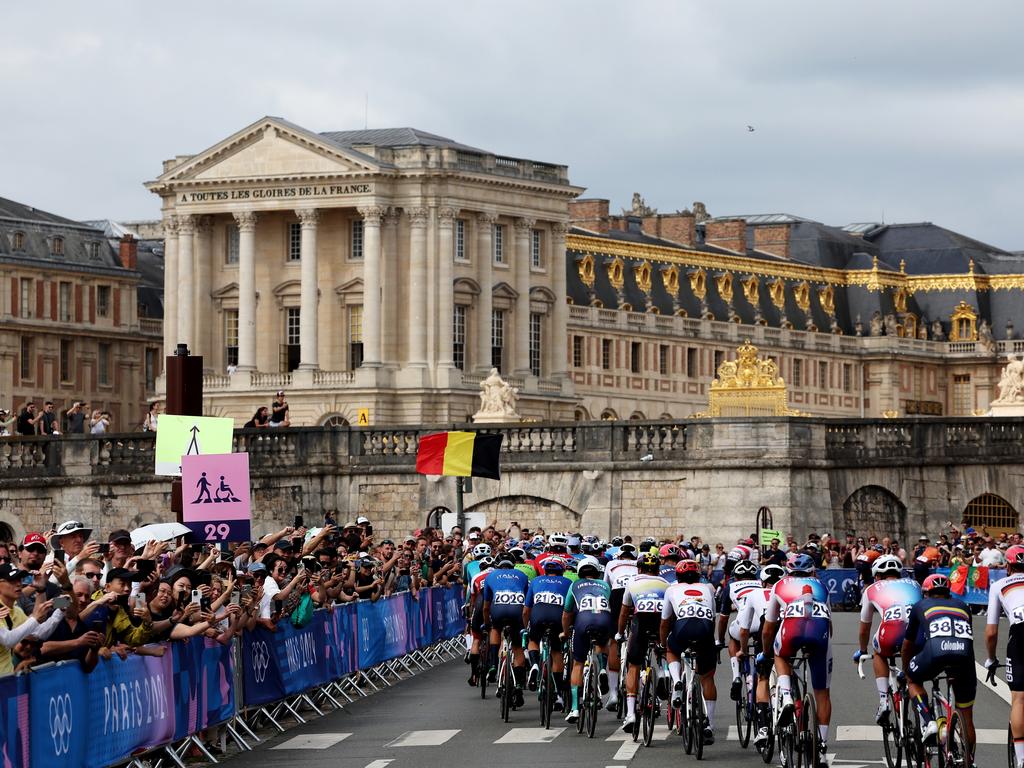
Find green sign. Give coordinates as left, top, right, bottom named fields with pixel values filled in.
left=155, top=415, right=235, bottom=476
left=759, top=528, right=784, bottom=546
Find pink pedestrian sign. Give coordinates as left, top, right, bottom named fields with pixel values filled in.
left=181, top=453, right=251, bottom=542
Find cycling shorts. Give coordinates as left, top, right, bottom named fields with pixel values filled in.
left=871, top=619, right=908, bottom=659
left=571, top=615, right=613, bottom=662
left=667, top=617, right=716, bottom=676
left=626, top=614, right=661, bottom=666
left=1005, top=623, right=1024, bottom=692
left=906, top=642, right=976, bottom=706
left=774, top=617, right=833, bottom=690
left=491, top=613, right=524, bottom=647
left=470, top=605, right=486, bottom=637
left=609, top=588, right=625, bottom=620
left=527, top=619, right=563, bottom=645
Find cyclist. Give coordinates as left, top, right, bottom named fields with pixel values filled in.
left=661, top=558, right=718, bottom=745
left=659, top=543, right=682, bottom=581
left=482, top=555, right=531, bottom=707
left=617, top=552, right=669, bottom=733
left=855, top=544, right=883, bottom=588
left=466, top=555, right=494, bottom=686
left=524, top=557, right=572, bottom=709
left=603, top=543, right=638, bottom=707
left=463, top=542, right=492, bottom=585
left=531, top=533, right=570, bottom=573
left=986, top=544, right=1024, bottom=768
left=639, top=537, right=658, bottom=556
left=853, top=553, right=921, bottom=725
left=761, top=552, right=833, bottom=768
left=562, top=555, right=614, bottom=723
left=902, top=573, right=976, bottom=756
left=716, top=558, right=761, bottom=701
left=509, top=546, right=538, bottom=580
left=738, top=563, right=786, bottom=748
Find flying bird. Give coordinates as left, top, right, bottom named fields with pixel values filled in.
left=747, top=125, right=755, bottom=132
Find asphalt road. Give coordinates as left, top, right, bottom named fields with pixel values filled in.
left=228, top=612, right=1012, bottom=768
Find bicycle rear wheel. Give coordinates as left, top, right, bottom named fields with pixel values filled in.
left=585, top=656, right=599, bottom=738
left=642, top=670, right=656, bottom=746
left=540, top=661, right=552, bottom=729
left=691, top=677, right=705, bottom=760
left=683, top=683, right=695, bottom=754
left=501, top=667, right=513, bottom=723
left=576, top=664, right=586, bottom=734
left=946, top=710, right=971, bottom=768
left=737, top=668, right=752, bottom=748
left=801, top=691, right=818, bottom=768
left=882, top=689, right=902, bottom=768
left=760, top=715, right=775, bottom=764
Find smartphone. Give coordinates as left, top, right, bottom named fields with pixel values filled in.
left=296, top=561, right=305, bottom=572
left=191, top=589, right=201, bottom=606
left=229, top=591, right=240, bottom=606
left=53, top=548, right=65, bottom=564
left=97, top=543, right=110, bottom=557
left=134, top=594, right=146, bottom=610
left=241, top=585, right=253, bottom=599
left=53, top=595, right=71, bottom=611
left=294, top=515, right=304, bottom=528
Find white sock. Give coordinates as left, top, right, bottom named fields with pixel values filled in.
left=464, top=633, right=472, bottom=651
left=876, top=677, right=888, bottom=697
left=730, top=655, right=740, bottom=679
left=607, top=671, right=618, bottom=691
left=778, top=675, right=791, bottom=697
left=818, top=723, right=829, bottom=743
left=1013, top=740, right=1024, bottom=763
left=669, top=661, right=681, bottom=686
left=626, top=695, right=636, bottom=717
left=705, top=699, right=716, bottom=723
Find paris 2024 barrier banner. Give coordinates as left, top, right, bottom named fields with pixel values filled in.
left=0, top=586, right=464, bottom=768
left=241, top=585, right=465, bottom=706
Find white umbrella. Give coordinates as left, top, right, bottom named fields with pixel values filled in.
left=131, top=522, right=191, bottom=550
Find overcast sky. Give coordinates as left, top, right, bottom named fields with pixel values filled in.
left=4, top=1, right=1023, bottom=248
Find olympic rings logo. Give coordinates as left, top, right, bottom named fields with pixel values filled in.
left=251, top=641, right=270, bottom=683
left=49, top=693, right=73, bottom=755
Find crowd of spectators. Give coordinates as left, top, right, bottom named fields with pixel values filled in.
left=242, top=390, right=292, bottom=428
left=0, top=399, right=134, bottom=436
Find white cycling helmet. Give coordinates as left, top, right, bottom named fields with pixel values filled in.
left=472, top=543, right=492, bottom=559
left=577, top=555, right=603, bottom=578
left=548, top=532, right=569, bottom=551
left=871, top=554, right=903, bottom=577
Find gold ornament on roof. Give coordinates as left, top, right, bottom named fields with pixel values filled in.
left=949, top=301, right=978, bottom=342
left=577, top=253, right=595, bottom=288
left=716, top=272, right=734, bottom=302
left=635, top=260, right=653, bottom=294
left=794, top=281, right=810, bottom=312
left=689, top=269, right=707, bottom=300
left=663, top=265, right=680, bottom=293
left=818, top=284, right=835, bottom=316
left=894, top=288, right=908, bottom=314
left=769, top=279, right=786, bottom=309
left=607, top=256, right=625, bottom=290
left=742, top=275, right=759, bottom=304
left=692, top=340, right=805, bottom=417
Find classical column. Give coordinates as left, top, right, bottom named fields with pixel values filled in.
left=550, top=221, right=570, bottom=378
left=381, top=208, right=401, bottom=364
left=162, top=215, right=179, bottom=358
left=176, top=215, right=195, bottom=349
left=234, top=211, right=258, bottom=371
left=358, top=205, right=385, bottom=366
left=437, top=207, right=459, bottom=369
left=296, top=208, right=320, bottom=370
left=475, top=212, right=497, bottom=372
left=193, top=216, right=213, bottom=364
left=513, top=217, right=535, bottom=375
left=406, top=206, right=429, bottom=366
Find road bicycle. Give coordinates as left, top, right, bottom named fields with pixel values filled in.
left=495, top=626, right=516, bottom=723
left=905, top=671, right=973, bottom=768
left=633, top=640, right=662, bottom=746
left=774, top=649, right=819, bottom=768
left=859, top=653, right=912, bottom=768
left=577, top=633, right=604, bottom=738
left=983, top=661, right=1016, bottom=768
left=537, top=627, right=562, bottom=729
left=615, top=627, right=630, bottom=723
left=735, top=648, right=760, bottom=750
left=679, top=647, right=707, bottom=760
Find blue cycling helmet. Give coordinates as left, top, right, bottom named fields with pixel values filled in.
left=543, top=558, right=566, bottom=575
left=786, top=552, right=815, bottom=575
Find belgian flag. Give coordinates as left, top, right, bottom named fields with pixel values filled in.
left=415, top=431, right=503, bottom=480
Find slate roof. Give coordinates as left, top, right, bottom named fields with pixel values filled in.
left=318, top=127, right=487, bottom=155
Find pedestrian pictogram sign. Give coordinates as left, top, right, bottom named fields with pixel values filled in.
left=155, top=415, right=234, bottom=476
left=182, top=453, right=251, bottom=542
left=357, top=408, right=370, bottom=426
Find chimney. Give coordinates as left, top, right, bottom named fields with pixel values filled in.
left=704, top=218, right=747, bottom=255
left=642, top=211, right=696, bottom=247
left=119, top=234, right=138, bottom=270
left=752, top=224, right=791, bottom=259
left=569, top=198, right=609, bottom=234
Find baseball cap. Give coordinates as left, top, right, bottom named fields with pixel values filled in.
left=276, top=390, right=285, bottom=396
left=0, top=564, right=28, bottom=581
left=106, top=567, right=140, bottom=584
left=21, top=533, right=47, bottom=550
left=55, top=520, right=92, bottom=539
left=468, top=532, right=480, bottom=541
left=247, top=562, right=268, bottom=574
left=274, top=538, right=294, bottom=551
left=356, top=516, right=370, bottom=525
left=108, top=529, right=132, bottom=544
left=381, top=538, right=395, bottom=546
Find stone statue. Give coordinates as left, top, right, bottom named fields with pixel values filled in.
left=931, top=319, right=944, bottom=341
left=884, top=313, right=898, bottom=337
left=692, top=202, right=710, bottom=223
left=625, top=193, right=655, bottom=217
left=473, top=368, right=521, bottom=423
left=979, top=320, right=996, bottom=355
left=918, top=319, right=929, bottom=340
left=993, top=354, right=1024, bottom=405
left=854, top=314, right=864, bottom=336
left=869, top=312, right=883, bottom=337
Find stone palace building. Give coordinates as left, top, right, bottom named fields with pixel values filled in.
left=146, top=117, right=1024, bottom=425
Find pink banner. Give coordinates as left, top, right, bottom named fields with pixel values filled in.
left=182, top=453, right=251, bottom=522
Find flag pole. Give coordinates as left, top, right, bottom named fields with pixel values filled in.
left=455, top=476, right=465, bottom=535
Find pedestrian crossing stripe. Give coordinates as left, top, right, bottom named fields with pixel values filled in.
left=386, top=729, right=460, bottom=747
left=271, top=733, right=351, bottom=749
left=494, top=727, right=566, bottom=743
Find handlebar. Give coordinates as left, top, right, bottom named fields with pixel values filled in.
left=857, top=653, right=874, bottom=679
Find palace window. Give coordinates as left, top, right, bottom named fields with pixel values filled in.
left=453, top=305, right=466, bottom=371
left=52, top=236, right=64, bottom=256
left=226, top=224, right=240, bottom=264
left=493, top=224, right=505, bottom=264
left=287, top=222, right=302, bottom=261
left=58, top=282, right=72, bottom=322
left=630, top=342, right=642, bottom=374
left=20, top=337, right=31, bottom=381
left=952, top=374, right=971, bottom=415
left=349, top=306, right=363, bottom=369
left=601, top=338, right=612, bottom=370
left=713, top=350, right=725, bottom=376
left=88, top=242, right=100, bottom=261
left=282, top=307, right=301, bottom=372
left=96, top=285, right=111, bottom=318
left=572, top=335, right=584, bottom=368
left=686, top=347, right=697, bottom=378
left=98, top=343, right=111, bottom=386
left=145, top=348, right=157, bottom=392
left=843, top=363, right=853, bottom=393
left=531, top=229, right=543, bottom=268
left=12, top=231, right=24, bottom=250
left=224, top=310, right=239, bottom=368
left=659, top=344, right=669, bottom=375
left=19, top=278, right=31, bottom=318
left=792, top=358, right=803, bottom=388
left=454, top=219, right=467, bottom=262
left=350, top=219, right=364, bottom=260
left=818, top=361, right=828, bottom=389
left=491, top=309, right=505, bottom=372
left=59, top=339, right=72, bottom=382
left=529, top=312, right=542, bottom=377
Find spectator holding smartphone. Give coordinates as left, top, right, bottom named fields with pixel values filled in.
left=65, top=401, right=87, bottom=434
left=269, top=391, right=291, bottom=428
left=0, top=563, right=63, bottom=674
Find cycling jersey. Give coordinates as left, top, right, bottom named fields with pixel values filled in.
left=987, top=573, right=1024, bottom=691
left=605, top=559, right=638, bottom=617
left=765, top=576, right=833, bottom=690
left=463, top=559, right=482, bottom=584
left=859, top=577, right=921, bottom=658
left=905, top=596, right=976, bottom=705
left=469, top=570, right=490, bottom=636
left=483, top=567, right=530, bottom=644
left=736, top=586, right=772, bottom=640
left=514, top=562, right=538, bottom=580
left=526, top=574, right=572, bottom=641
left=662, top=581, right=717, bottom=674
left=659, top=564, right=678, bottom=582
left=622, top=575, right=669, bottom=665
left=565, top=578, right=614, bottom=662
left=719, top=578, right=762, bottom=642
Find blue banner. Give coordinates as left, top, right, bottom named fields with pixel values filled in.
left=0, top=673, right=28, bottom=768
left=28, top=662, right=89, bottom=768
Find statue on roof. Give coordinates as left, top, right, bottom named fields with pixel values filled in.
left=931, top=319, right=944, bottom=341
left=625, top=193, right=656, bottom=217
left=854, top=314, right=864, bottom=336
left=869, top=312, right=883, bottom=337
left=992, top=354, right=1024, bottom=405
left=473, top=368, right=521, bottom=423
left=978, top=320, right=996, bottom=355
left=692, top=202, right=710, bottom=223
left=884, top=314, right=899, bottom=337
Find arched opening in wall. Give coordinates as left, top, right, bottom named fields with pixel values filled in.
left=465, top=494, right=581, bottom=533
left=963, top=493, right=1019, bottom=537
left=600, top=409, right=618, bottom=421
left=838, top=485, right=907, bottom=543
left=574, top=407, right=590, bottom=422
left=0, top=522, right=13, bottom=544
left=658, top=413, right=674, bottom=420
left=629, top=411, right=646, bottom=420
left=321, top=414, right=350, bottom=427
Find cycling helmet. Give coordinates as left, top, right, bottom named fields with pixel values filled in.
left=732, top=559, right=758, bottom=580
left=496, top=555, right=515, bottom=568
left=548, top=533, right=569, bottom=553
left=1007, top=544, right=1024, bottom=567
left=583, top=534, right=600, bottom=545
left=638, top=552, right=660, bottom=574
left=786, top=552, right=815, bottom=575
left=640, top=536, right=657, bottom=550
left=659, top=544, right=681, bottom=560
left=479, top=556, right=494, bottom=570
left=610, top=536, right=625, bottom=547
left=543, top=557, right=567, bottom=575
left=508, top=546, right=526, bottom=563
left=580, top=541, right=598, bottom=555
left=921, top=573, right=950, bottom=594
left=618, top=543, right=637, bottom=558
left=566, top=535, right=582, bottom=550
left=472, top=543, right=492, bottom=559
left=577, top=556, right=602, bottom=579
left=760, top=564, right=785, bottom=585
left=675, top=559, right=701, bottom=583
left=871, top=554, right=903, bottom=578
left=727, top=545, right=752, bottom=562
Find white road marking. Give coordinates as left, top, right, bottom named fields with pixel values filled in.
left=976, top=661, right=1013, bottom=704
left=494, top=727, right=565, bottom=743
left=364, top=761, right=394, bottom=768
left=605, top=724, right=670, bottom=741
left=271, top=733, right=351, bottom=750
left=386, top=729, right=460, bottom=747
left=836, top=725, right=1006, bottom=744
left=612, top=741, right=642, bottom=761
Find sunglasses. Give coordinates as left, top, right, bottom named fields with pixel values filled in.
left=83, top=572, right=102, bottom=579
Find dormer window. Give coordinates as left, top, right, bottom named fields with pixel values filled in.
left=12, top=232, right=24, bottom=250
left=88, top=242, right=100, bottom=260
left=51, top=236, right=64, bottom=256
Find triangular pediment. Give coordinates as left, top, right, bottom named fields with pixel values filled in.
left=159, top=117, right=380, bottom=183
